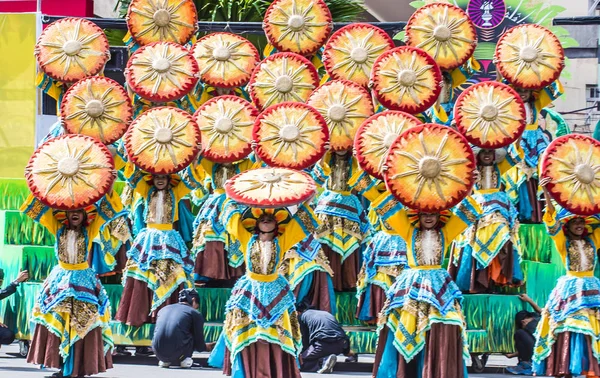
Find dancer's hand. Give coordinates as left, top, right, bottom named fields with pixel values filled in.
left=539, top=177, right=551, bottom=188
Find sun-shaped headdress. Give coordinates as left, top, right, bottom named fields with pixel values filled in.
left=194, top=95, right=258, bottom=163
left=322, top=23, right=394, bottom=88
left=495, top=24, right=565, bottom=90
left=25, top=134, right=115, bottom=210
left=370, top=46, right=442, bottom=114
left=253, top=102, right=329, bottom=170
left=125, top=41, right=199, bottom=102
left=307, top=80, right=373, bottom=151
left=454, top=81, right=525, bottom=149
left=192, top=32, right=260, bottom=88
left=125, top=106, right=200, bottom=174
left=126, top=0, right=198, bottom=46
left=225, top=167, right=317, bottom=208
left=384, top=124, right=476, bottom=212
left=249, top=52, right=319, bottom=110
left=355, top=111, right=422, bottom=180
left=35, top=18, right=110, bottom=83
left=405, top=3, right=477, bottom=71
left=61, top=77, right=133, bottom=145
left=542, top=134, right=600, bottom=216
left=263, top=0, right=333, bottom=56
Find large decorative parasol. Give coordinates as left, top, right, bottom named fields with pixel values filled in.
left=454, top=81, right=525, bottom=149
left=322, top=23, right=394, bottom=88
left=126, top=0, right=198, bottom=46
left=355, top=111, right=422, bottom=180
left=124, top=106, right=200, bottom=174
left=192, top=32, right=260, bottom=88
left=125, top=41, right=199, bottom=102
left=194, top=95, right=258, bottom=163
left=263, top=0, right=333, bottom=56
left=25, top=134, right=115, bottom=210
left=61, top=76, right=133, bottom=145
left=370, top=46, right=442, bottom=114
left=495, top=24, right=565, bottom=90
left=253, top=102, right=329, bottom=170
left=542, top=134, right=600, bottom=216
left=35, top=18, right=110, bottom=83
left=248, top=52, right=319, bottom=110
left=405, top=3, right=477, bottom=71
left=384, top=124, right=476, bottom=212
left=307, top=80, right=373, bottom=151
left=225, top=167, right=317, bottom=208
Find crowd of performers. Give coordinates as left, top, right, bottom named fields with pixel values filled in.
left=12, top=0, right=600, bottom=377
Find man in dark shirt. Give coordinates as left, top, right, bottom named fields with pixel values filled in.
left=152, top=288, right=208, bottom=368
left=0, top=269, right=28, bottom=348
left=506, top=294, right=542, bottom=375
left=297, top=302, right=357, bottom=374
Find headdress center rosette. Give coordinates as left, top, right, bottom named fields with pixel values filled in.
left=454, top=81, right=525, bottom=149
left=495, top=24, right=565, bottom=90
left=61, top=76, right=133, bottom=145
left=225, top=167, right=317, bottom=208
left=35, top=18, right=110, bottom=83
left=126, top=0, right=198, bottom=46
left=355, top=111, right=422, bottom=180
left=263, top=0, right=332, bottom=56
left=405, top=3, right=477, bottom=71
left=125, top=41, right=199, bottom=102
left=25, top=134, right=115, bottom=210
left=307, top=80, right=374, bottom=151
left=125, top=106, right=200, bottom=174
left=253, top=102, right=329, bottom=170
left=370, top=46, right=442, bottom=114
left=384, top=124, right=476, bottom=212
left=194, top=95, right=258, bottom=163
left=249, top=52, right=319, bottom=111
left=192, top=33, right=260, bottom=88
left=322, top=23, right=394, bottom=88
left=542, top=134, right=600, bottom=216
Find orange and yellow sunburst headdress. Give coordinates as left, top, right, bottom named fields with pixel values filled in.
left=407, top=208, right=451, bottom=228
left=241, top=207, right=291, bottom=235
left=52, top=204, right=97, bottom=227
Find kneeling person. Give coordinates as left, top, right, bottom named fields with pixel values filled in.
left=152, top=289, right=207, bottom=368
left=298, top=302, right=357, bottom=374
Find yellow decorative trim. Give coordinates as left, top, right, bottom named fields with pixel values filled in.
left=147, top=223, right=173, bottom=230
left=567, top=270, right=594, bottom=278
left=58, top=261, right=89, bottom=270
left=247, top=271, right=279, bottom=282
left=412, top=265, right=442, bottom=270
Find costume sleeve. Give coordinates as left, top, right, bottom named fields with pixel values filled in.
left=88, top=189, right=122, bottom=241
left=0, top=282, right=18, bottom=301
left=371, top=192, right=411, bottom=241
left=442, top=196, right=481, bottom=243
left=198, top=156, right=215, bottom=179
left=279, top=204, right=319, bottom=254
left=502, top=143, right=524, bottom=172
left=20, top=194, right=60, bottom=235
left=193, top=311, right=207, bottom=352
left=543, top=207, right=567, bottom=264
left=348, top=170, right=381, bottom=202
left=124, top=161, right=151, bottom=198
left=176, top=163, right=206, bottom=199
left=535, top=80, right=563, bottom=110
left=449, top=57, right=480, bottom=88
left=223, top=203, right=252, bottom=255
left=310, top=153, right=331, bottom=186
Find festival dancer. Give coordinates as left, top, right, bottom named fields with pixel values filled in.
left=531, top=179, right=600, bottom=377
left=115, top=163, right=201, bottom=327
left=371, top=194, right=481, bottom=378
left=22, top=190, right=122, bottom=377
left=449, top=147, right=523, bottom=293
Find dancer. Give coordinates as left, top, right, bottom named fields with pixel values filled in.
left=450, top=147, right=523, bottom=293
left=531, top=178, right=600, bottom=377
left=115, top=163, right=200, bottom=327
left=22, top=189, right=122, bottom=377
left=371, top=194, right=481, bottom=378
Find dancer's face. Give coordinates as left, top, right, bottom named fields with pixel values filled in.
left=567, top=218, right=586, bottom=237
left=67, top=210, right=86, bottom=228
left=516, top=87, right=532, bottom=102
left=258, top=215, right=277, bottom=233
left=419, top=213, right=439, bottom=230
left=153, top=175, right=169, bottom=190
left=478, top=149, right=495, bottom=165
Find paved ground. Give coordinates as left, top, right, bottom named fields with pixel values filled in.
left=0, top=343, right=545, bottom=377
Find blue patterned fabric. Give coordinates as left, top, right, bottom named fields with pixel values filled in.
left=473, top=191, right=519, bottom=228
left=128, top=228, right=193, bottom=273
left=193, top=192, right=227, bottom=236
left=37, top=265, right=110, bottom=315
left=534, top=332, right=592, bottom=376
left=225, top=275, right=296, bottom=329
left=546, top=275, right=600, bottom=323
left=314, top=190, right=369, bottom=233
left=520, top=128, right=550, bottom=170
left=385, top=268, right=463, bottom=316
left=178, top=201, right=195, bottom=243
left=291, top=234, right=322, bottom=261
left=368, top=232, right=408, bottom=273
